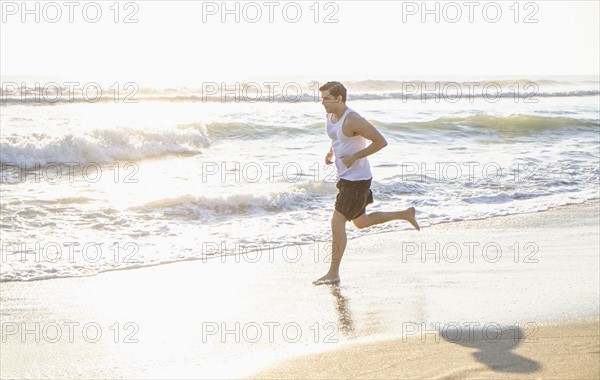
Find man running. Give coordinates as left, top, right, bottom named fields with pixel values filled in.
left=313, top=81, right=420, bottom=286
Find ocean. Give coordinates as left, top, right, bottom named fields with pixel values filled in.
left=1, top=76, right=599, bottom=281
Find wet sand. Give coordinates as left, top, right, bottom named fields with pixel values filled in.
left=1, top=201, right=598, bottom=379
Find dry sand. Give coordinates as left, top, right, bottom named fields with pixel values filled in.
left=251, top=320, right=599, bottom=379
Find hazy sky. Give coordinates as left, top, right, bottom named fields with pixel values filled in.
left=1, top=0, right=598, bottom=82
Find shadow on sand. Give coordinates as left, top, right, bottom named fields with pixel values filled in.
left=440, top=324, right=542, bottom=374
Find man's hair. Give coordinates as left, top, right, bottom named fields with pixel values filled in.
left=319, top=81, right=347, bottom=103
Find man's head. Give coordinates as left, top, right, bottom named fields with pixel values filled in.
left=319, top=81, right=347, bottom=114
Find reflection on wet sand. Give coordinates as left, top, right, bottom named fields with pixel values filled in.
left=329, top=285, right=355, bottom=336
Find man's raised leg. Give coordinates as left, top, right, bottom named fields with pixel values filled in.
left=352, top=207, right=420, bottom=230
left=313, top=210, right=347, bottom=285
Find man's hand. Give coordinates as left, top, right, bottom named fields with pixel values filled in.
left=325, top=150, right=334, bottom=165
left=340, top=154, right=357, bottom=168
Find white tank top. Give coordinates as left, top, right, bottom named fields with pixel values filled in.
left=326, top=107, right=373, bottom=181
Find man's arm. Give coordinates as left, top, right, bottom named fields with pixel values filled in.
left=340, top=114, right=387, bottom=167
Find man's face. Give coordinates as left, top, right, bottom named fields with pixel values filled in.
left=320, top=90, right=340, bottom=113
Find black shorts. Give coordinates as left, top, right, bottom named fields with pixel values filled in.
left=335, top=178, right=374, bottom=221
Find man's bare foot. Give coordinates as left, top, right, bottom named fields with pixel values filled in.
left=312, top=274, right=340, bottom=285
left=406, top=207, right=420, bottom=231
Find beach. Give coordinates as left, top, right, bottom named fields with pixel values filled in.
left=2, top=1, right=599, bottom=378
left=2, top=76, right=598, bottom=379
left=1, top=200, right=598, bottom=379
